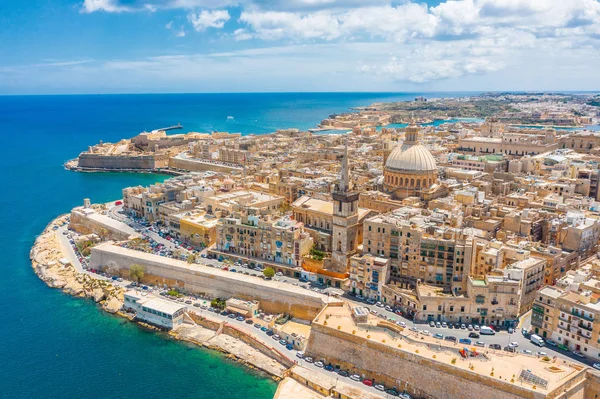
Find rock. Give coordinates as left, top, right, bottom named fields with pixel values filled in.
left=102, top=296, right=122, bottom=314
left=91, top=288, right=105, bottom=302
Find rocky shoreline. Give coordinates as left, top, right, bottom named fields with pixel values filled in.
left=30, top=214, right=286, bottom=384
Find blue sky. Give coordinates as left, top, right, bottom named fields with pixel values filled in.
left=1, top=0, right=600, bottom=94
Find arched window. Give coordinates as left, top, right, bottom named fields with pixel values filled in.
left=410, top=178, right=414, bottom=187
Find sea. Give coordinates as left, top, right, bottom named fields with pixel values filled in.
left=0, top=91, right=486, bottom=398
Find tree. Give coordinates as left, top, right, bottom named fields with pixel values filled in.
left=186, top=254, right=196, bottom=264
left=129, top=264, right=145, bottom=283
left=263, top=267, right=275, bottom=279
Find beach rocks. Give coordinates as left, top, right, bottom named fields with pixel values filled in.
left=102, top=296, right=122, bottom=314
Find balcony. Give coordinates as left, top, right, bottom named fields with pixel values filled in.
left=579, top=322, right=594, bottom=332
left=572, top=310, right=594, bottom=321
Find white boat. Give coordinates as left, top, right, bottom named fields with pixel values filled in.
left=226, top=116, right=234, bottom=120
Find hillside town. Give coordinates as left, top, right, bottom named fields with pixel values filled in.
left=37, top=93, right=600, bottom=399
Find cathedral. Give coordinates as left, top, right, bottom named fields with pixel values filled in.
left=383, top=122, right=446, bottom=201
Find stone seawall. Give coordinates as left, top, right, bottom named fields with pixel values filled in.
left=90, top=242, right=332, bottom=320
left=78, top=153, right=156, bottom=170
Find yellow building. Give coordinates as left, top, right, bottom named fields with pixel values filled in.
left=178, top=212, right=218, bottom=247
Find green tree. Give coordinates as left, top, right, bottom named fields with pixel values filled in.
left=129, top=264, right=145, bottom=283
left=187, top=254, right=196, bottom=264
left=211, top=298, right=226, bottom=309
left=263, top=267, right=275, bottom=279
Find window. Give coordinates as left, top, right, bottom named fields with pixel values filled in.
left=423, top=305, right=427, bottom=311
left=460, top=306, right=465, bottom=312
left=449, top=306, right=454, bottom=312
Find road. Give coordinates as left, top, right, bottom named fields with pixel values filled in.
left=83, top=209, right=599, bottom=369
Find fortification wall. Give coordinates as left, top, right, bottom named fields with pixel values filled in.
left=169, top=157, right=241, bottom=173
left=306, top=322, right=587, bottom=399
left=78, top=153, right=155, bottom=170
left=69, top=210, right=134, bottom=241
left=90, top=243, right=327, bottom=320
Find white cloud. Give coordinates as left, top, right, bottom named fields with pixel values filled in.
left=81, top=0, right=132, bottom=13
left=188, top=9, right=231, bottom=31
left=165, top=20, right=174, bottom=30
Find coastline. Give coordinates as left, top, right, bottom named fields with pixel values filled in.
left=30, top=214, right=286, bottom=383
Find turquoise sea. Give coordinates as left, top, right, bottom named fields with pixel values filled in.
left=0, top=92, right=474, bottom=398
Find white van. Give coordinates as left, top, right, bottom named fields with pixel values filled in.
left=530, top=334, right=545, bottom=347
left=480, top=326, right=496, bottom=335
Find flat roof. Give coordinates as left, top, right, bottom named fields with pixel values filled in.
left=133, top=294, right=186, bottom=315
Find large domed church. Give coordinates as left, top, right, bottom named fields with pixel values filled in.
left=383, top=122, right=445, bottom=201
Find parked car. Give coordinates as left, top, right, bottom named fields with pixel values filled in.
left=362, top=379, right=373, bottom=387
left=324, top=365, right=334, bottom=372
left=314, top=361, right=324, bottom=368
left=350, top=374, right=361, bottom=381
left=460, top=324, right=466, bottom=330
left=444, top=336, right=457, bottom=343
left=429, top=321, right=435, bottom=327
left=337, top=370, right=349, bottom=377
left=489, top=344, right=502, bottom=350
left=441, top=322, right=447, bottom=328
left=593, top=363, right=600, bottom=371
left=433, top=333, right=444, bottom=339
left=475, top=341, right=485, bottom=347
left=459, top=338, right=472, bottom=345
left=468, top=332, right=480, bottom=339
left=546, top=339, right=557, bottom=347
left=435, top=322, right=441, bottom=328
left=304, top=357, right=313, bottom=363
left=296, top=352, right=304, bottom=359
left=573, top=351, right=585, bottom=358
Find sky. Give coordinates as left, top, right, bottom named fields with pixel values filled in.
left=1, top=0, right=600, bottom=94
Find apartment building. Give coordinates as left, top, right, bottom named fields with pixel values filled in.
left=214, top=213, right=313, bottom=270
left=349, top=254, right=390, bottom=301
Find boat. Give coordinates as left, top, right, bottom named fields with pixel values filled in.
left=226, top=116, right=234, bottom=120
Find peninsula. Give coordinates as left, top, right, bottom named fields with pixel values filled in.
left=35, top=92, right=600, bottom=399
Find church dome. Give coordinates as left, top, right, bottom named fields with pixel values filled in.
left=385, top=143, right=437, bottom=172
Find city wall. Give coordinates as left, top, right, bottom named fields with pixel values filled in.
left=69, top=210, right=135, bottom=241
left=169, top=157, right=242, bottom=173
left=90, top=243, right=328, bottom=320
left=78, top=153, right=156, bottom=170
left=306, top=322, right=590, bottom=399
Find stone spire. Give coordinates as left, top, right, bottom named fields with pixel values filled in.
left=339, top=134, right=351, bottom=192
